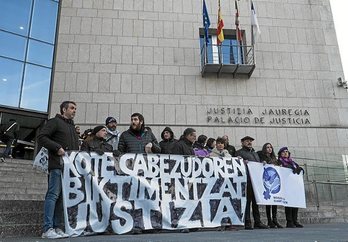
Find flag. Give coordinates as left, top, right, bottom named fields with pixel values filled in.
left=251, top=0, right=261, bottom=44
left=235, top=0, right=242, bottom=42
left=217, top=0, right=224, bottom=45
left=202, top=0, right=211, bottom=44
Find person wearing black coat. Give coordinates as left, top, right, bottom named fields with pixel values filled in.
left=118, top=113, right=161, bottom=154
left=81, top=125, right=113, bottom=155
left=236, top=136, right=268, bottom=230
left=159, top=126, right=176, bottom=154
left=257, top=143, right=283, bottom=229
left=38, top=101, right=79, bottom=239
left=170, top=128, right=196, bottom=156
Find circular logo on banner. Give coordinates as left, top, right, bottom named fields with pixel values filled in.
left=262, top=167, right=281, bottom=200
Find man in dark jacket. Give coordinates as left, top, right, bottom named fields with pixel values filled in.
left=81, top=125, right=113, bottom=154
left=222, top=135, right=236, bottom=157
left=170, top=128, right=196, bottom=156
left=38, top=101, right=79, bottom=239
left=236, top=136, right=268, bottom=230
left=118, top=113, right=160, bottom=154
left=159, top=126, right=176, bottom=154
left=0, top=119, right=19, bottom=161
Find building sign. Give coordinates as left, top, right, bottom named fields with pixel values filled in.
left=62, top=152, right=247, bottom=236
left=206, top=107, right=311, bottom=125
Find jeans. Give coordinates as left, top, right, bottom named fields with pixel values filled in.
left=43, top=169, right=63, bottom=232
left=1, top=139, right=13, bottom=158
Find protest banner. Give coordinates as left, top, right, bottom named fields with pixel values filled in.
left=247, top=162, right=306, bottom=208
left=61, top=152, right=247, bottom=236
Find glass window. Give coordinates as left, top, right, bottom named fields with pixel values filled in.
left=0, top=57, right=23, bottom=108
left=27, top=39, right=54, bottom=67
left=30, top=0, right=58, bottom=44
left=0, top=31, right=27, bottom=61
left=20, top=64, right=51, bottom=112
left=0, top=0, right=32, bottom=36
left=200, top=35, right=244, bottom=65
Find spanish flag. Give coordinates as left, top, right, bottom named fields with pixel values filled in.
left=217, top=0, right=224, bottom=45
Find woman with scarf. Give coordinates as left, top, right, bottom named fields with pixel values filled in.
left=257, top=143, right=283, bottom=228
left=277, top=147, right=304, bottom=228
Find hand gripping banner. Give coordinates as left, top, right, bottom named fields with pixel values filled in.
left=62, top=152, right=247, bottom=236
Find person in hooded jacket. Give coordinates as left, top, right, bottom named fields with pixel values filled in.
left=277, top=147, right=304, bottom=228
left=81, top=125, right=113, bottom=155
left=257, top=143, right=283, bottom=228
left=159, top=127, right=176, bottom=154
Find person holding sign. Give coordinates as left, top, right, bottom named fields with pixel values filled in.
left=257, top=143, right=283, bottom=228
left=209, top=137, right=231, bottom=158
left=38, top=101, right=79, bottom=239
left=277, top=147, right=304, bottom=228
left=236, top=136, right=268, bottom=230
left=118, top=113, right=161, bottom=154
left=80, top=125, right=113, bottom=155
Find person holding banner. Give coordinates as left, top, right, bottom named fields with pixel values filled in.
left=159, top=126, right=176, bottom=154
left=38, top=101, right=79, bottom=239
left=236, top=136, right=268, bottom=230
left=257, top=143, right=283, bottom=228
left=80, top=125, right=113, bottom=155
left=171, top=128, right=196, bottom=156
left=209, top=137, right=231, bottom=158
left=277, top=147, right=304, bottom=228
left=118, top=113, right=161, bottom=154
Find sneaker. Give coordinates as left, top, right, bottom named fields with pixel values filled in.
left=55, top=228, right=69, bottom=238
left=42, top=228, right=62, bottom=239
left=0, top=157, right=5, bottom=162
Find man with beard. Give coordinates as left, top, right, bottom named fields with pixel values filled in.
left=105, top=117, right=120, bottom=150
left=118, top=113, right=160, bottom=154
left=236, top=136, right=268, bottom=230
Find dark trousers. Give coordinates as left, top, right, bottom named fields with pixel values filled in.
left=285, top=207, right=298, bottom=225
left=266, top=205, right=278, bottom=221
left=1, top=139, right=13, bottom=158
left=245, top=179, right=261, bottom=224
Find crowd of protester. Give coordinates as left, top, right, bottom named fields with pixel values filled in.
left=39, top=101, right=304, bottom=239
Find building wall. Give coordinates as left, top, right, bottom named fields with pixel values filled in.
left=51, top=0, right=348, bottom=158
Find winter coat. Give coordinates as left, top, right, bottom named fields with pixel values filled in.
left=159, top=127, right=176, bottom=154
left=81, top=136, right=113, bottom=154
left=257, top=151, right=280, bottom=166
left=37, top=114, right=79, bottom=171
left=170, top=137, right=194, bottom=156
left=225, top=144, right=236, bottom=157
left=236, top=146, right=261, bottom=162
left=209, top=148, right=232, bottom=158
left=118, top=128, right=161, bottom=153
left=193, top=142, right=209, bottom=157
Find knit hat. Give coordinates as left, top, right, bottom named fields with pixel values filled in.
left=105, top=117, right=117, bottom=125
left=278, top=147, right=289, bottom=156
left=92, top=125, right=106, bottom=135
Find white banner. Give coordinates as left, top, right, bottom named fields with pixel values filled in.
left=61, top=152, right=247, bottom=236
left=247, top=162, right=306, bottom=208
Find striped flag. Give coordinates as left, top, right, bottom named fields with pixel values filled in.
left=217, top=0, right=224, bottom=45
left=235, top=0, right=242, bottom=42
left=202, top=0, right=211, bottom=44
left=251, top=0, right=261, bottom=44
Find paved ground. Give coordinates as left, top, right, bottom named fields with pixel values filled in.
left=1, top=223, right=347, bottom=242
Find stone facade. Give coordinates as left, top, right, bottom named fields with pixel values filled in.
left=51, top=0, right=348, bottom=160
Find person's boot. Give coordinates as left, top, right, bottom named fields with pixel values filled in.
left=294, top=222, right=303, bottom=228
left=272, top=218, right=283, bottom=228
left=244, top=220, right=253, bottom=230
left=286, top=221, right=296, bottom=228
left=254, top=221, right=269, bottom=229
left=268, top=219, right=276, bottom=228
